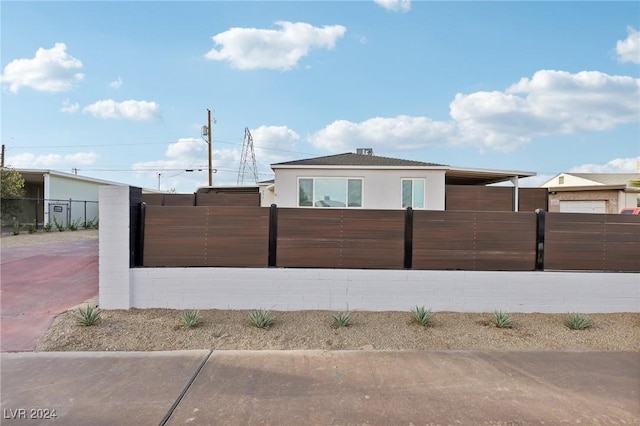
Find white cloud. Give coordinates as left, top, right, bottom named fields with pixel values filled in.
left=309, top=115, right=457, bottom=152
left=616, top=27, right=640, bottom=64
left=569, top=156, right=640, bottom=173
left=59, top=99, right=79, bottom=113
left=309, top=70, right=638, bottom=154
left=110, top=77, right=123, bottom=89
left=7, top=152, right=98, bottom=169
left=374, top=0, right=411, bottom=13
left=83, top=99, right=161, bottom=121
left=204, top=21, right=347, bottom=70
left=450, top=70, right=640, bottom=151
left=0, top=43, right=84, bottom=93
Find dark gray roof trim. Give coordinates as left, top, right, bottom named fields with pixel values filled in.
left=272, top=153, right=447, bottom=167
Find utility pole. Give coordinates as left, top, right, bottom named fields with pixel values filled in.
left=1, top=144, right=5, bottom=168
left=207, top=109, right=213, bottom=186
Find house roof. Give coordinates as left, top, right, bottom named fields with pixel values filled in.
left=565, top=173, right=640, bottom=186
left=272, top=153, right=446, bottom=167
left=272, top=152, right=535, bottom=185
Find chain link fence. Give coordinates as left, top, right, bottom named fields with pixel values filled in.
left=1, top=198, right=99, bottom=232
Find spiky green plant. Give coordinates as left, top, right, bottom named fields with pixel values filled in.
left=332, top=311, right=352, bottom=328
left=179, top=310, right=201, bottom=328
left=75, top=306, right=101, bottom=326
left=248, top=309, right=274, bottom=329
left=491, top=310, right=513, bottom=328
left=410, top=306, right=434, bottom=327
left=564, top=313, right=591, bottom=330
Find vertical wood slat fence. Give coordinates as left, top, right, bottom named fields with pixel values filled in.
left=138, top=205, right=640, bottom=272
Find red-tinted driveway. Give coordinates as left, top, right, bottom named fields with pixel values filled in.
left=1, top=238, right=98, bottom=352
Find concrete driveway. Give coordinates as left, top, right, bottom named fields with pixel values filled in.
left=0, top=238, right=98, bottom=352
left=1, top=350, right=638, bottom=425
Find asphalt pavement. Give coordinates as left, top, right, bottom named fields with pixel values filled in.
left=0, top=238, right=98, bottom=352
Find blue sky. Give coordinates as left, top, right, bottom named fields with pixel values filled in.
left=2, top=0, right=639, bottom=192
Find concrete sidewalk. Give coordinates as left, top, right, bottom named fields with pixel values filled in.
left=1, top=350, right=638, bottom=425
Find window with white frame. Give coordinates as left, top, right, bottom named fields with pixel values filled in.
left=298, top=178, right=363, bottom=208
left=401, top=178, right=425, bottom=209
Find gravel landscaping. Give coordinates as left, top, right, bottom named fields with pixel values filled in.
left=4, top=231, right=638, bottom=352
left=36, top=308, right=639, bottom=352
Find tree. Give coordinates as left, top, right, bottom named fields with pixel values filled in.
left=0, top=167, right=25, bottom=199
left=1, top=167, right=25, bottom=217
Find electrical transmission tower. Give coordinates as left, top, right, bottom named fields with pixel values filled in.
left=237, top=127, right=259, bottom=185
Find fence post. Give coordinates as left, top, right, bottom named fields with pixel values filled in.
left=404, top=207, right=413, bottom=269
left=138, top=202, right=146, bottom=267
left=535, top=209, right=545, bottom=271
left=268, top=204, right=278, bottom=267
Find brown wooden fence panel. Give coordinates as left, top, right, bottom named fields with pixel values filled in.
left=196, top=191, right=260, bottom=207
left=519, top=187, right=548, bottom=211
left=277, top=208, right=405, bottom=269
left=544, top=213, right=640, bottom=272
left=143, top=206, right=269, bottom=267
left=141, top=193, right=164, bottom=206
left=413, top=211, right=537, bottom=270
left=162, top=194, right=195, bottom=206
left=446, top=185, right=547, bottom=212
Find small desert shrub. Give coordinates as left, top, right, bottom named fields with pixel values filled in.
left=68, top=218, right=82, bottom=231
left=27, top=222, right=36, bottom=234
left=43, top=222, right=52, bottom=232
left=410, top=306, right=434, bottom=327
left=53, top=216, right=65, bottom=232
left=332, top=311, right=352, bottom=328
left=564, top=313, right=591, bottom=330
left=75, top=306, right=101, bottom=326
left=491, top=310, right=513, bottom=328
left=11, top=217, right=20, bottom=235
left=248, top=309, right=274, bottom=329
left=179, top=310, right=201, bottom=328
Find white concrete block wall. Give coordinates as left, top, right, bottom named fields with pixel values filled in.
left=129, top=268, right=640, bottom=313
left=99, top=186, right=131, bottom=309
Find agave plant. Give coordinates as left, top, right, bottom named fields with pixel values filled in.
left=248, top=309, right=275, bottom=329
left=75, top=306, right=101, bottom=326
left=332, top=311, right=352, bottom=328
left=491, top=310, right=513, bottom=328
left=564, top=313, right=591, bottom=330
left=410, top=306, right=434, bottom=327
left=179, top=310, right=201, bottom=328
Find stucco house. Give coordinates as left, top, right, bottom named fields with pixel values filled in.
left=541, top=172, right=640, bottom=214
left=10, top=169, right=127, bottom=228
left=260, top=150, right=540, bottom=211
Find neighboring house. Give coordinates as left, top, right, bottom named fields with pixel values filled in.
left=12, top=169, right=127, bottom=228
left=541, top=172, right=640, bottom=214
left=264, top=150, right=538, bottom=211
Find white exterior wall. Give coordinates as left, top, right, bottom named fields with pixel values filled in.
left=620, top=191, right=640, bottom=210
left=273, top=167, right=446, bottom=210
left=45, top=174, right=105, bottom=225
left=129, top=268, right=639, bottom=313
left=99, top=185, right=639, bottom=313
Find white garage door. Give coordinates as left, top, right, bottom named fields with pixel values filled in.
left=560, top=200, right=606, bottom=214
